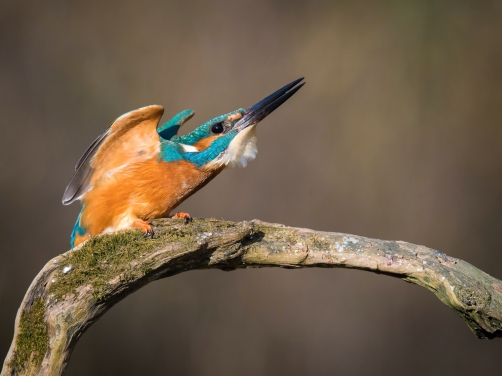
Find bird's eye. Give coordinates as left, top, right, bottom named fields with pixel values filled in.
left=211, top=122, right=224, bottom=134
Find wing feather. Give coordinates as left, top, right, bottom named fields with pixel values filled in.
left=62, top=105, right=164, bottom=205
left=74, top=130, right=107, bottom=171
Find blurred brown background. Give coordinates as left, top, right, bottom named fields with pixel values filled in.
left=1, top=0, right=502, bottom=375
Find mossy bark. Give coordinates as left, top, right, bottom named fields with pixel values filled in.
left=3, top=218, right=502, bottom=375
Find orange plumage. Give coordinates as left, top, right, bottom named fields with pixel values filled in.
left=64, top=78, right=305, bottom=248
left=65, top=105, right=228, bottom=247
left=80, top=157, right=222, bottom=241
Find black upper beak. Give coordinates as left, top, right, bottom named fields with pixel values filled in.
left=235, top=77, right=305, bottom=130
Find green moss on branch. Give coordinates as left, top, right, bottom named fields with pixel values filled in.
left=3, top=218, right=502, bottom=376
left=9, top=299, right=49, bottom=373
left=48, top=218, right=240, bottom=301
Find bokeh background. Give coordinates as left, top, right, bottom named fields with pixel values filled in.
left=1, top=0, right=502, bottom=375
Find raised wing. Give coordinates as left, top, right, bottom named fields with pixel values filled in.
left=62, top=105, right=164, bottom=205
left=157, top=109, right=194, bottom=141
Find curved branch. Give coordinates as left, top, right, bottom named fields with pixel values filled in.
left=3, top=218, right=502, bottom=375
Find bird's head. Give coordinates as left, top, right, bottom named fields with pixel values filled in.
left=159, top=78, right=304, bottom=169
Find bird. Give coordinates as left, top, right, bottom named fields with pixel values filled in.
left=63, top=78, right=305, bottom=248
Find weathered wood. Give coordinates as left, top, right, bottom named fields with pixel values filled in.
left=3, top=218, right=502, bottom=375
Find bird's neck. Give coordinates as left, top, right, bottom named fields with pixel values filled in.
left=159, top=125, right=258, bottom=170
left=159, top=132, right=235, bottom=169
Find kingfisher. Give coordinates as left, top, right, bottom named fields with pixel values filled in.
left=63, top=78, right=305, bottom=248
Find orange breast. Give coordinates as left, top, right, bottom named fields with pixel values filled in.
left=80, top=158, right=223, bottom=235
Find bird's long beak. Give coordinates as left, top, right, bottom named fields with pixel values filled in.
left=235, top=77, right=305, bottom=131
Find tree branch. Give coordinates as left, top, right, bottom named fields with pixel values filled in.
left=3, top=218, right=502, bottom=375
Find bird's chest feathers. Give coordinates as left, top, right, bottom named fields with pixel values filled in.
left=140, top=159, right=221, bottom=218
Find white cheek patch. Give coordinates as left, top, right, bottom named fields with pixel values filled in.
left=180, top=144, right=198, bottom=152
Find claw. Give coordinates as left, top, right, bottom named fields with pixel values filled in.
left=143, top=228, right=155, bottom=239
left=171, top=212, right=192, bottom=224
left=132, top=220, right=155, bottom=238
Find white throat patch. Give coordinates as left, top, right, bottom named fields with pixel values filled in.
left=209, top=125, right=258, bottom=168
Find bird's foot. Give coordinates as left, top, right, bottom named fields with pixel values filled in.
left=171, top=212, right=192, bottom=224
left=132, top=220, right=154, bottom=238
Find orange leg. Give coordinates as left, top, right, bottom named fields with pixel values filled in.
left=171, top=212, right=192, bottom=223
left=132, top=219, right=154, bottom=238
